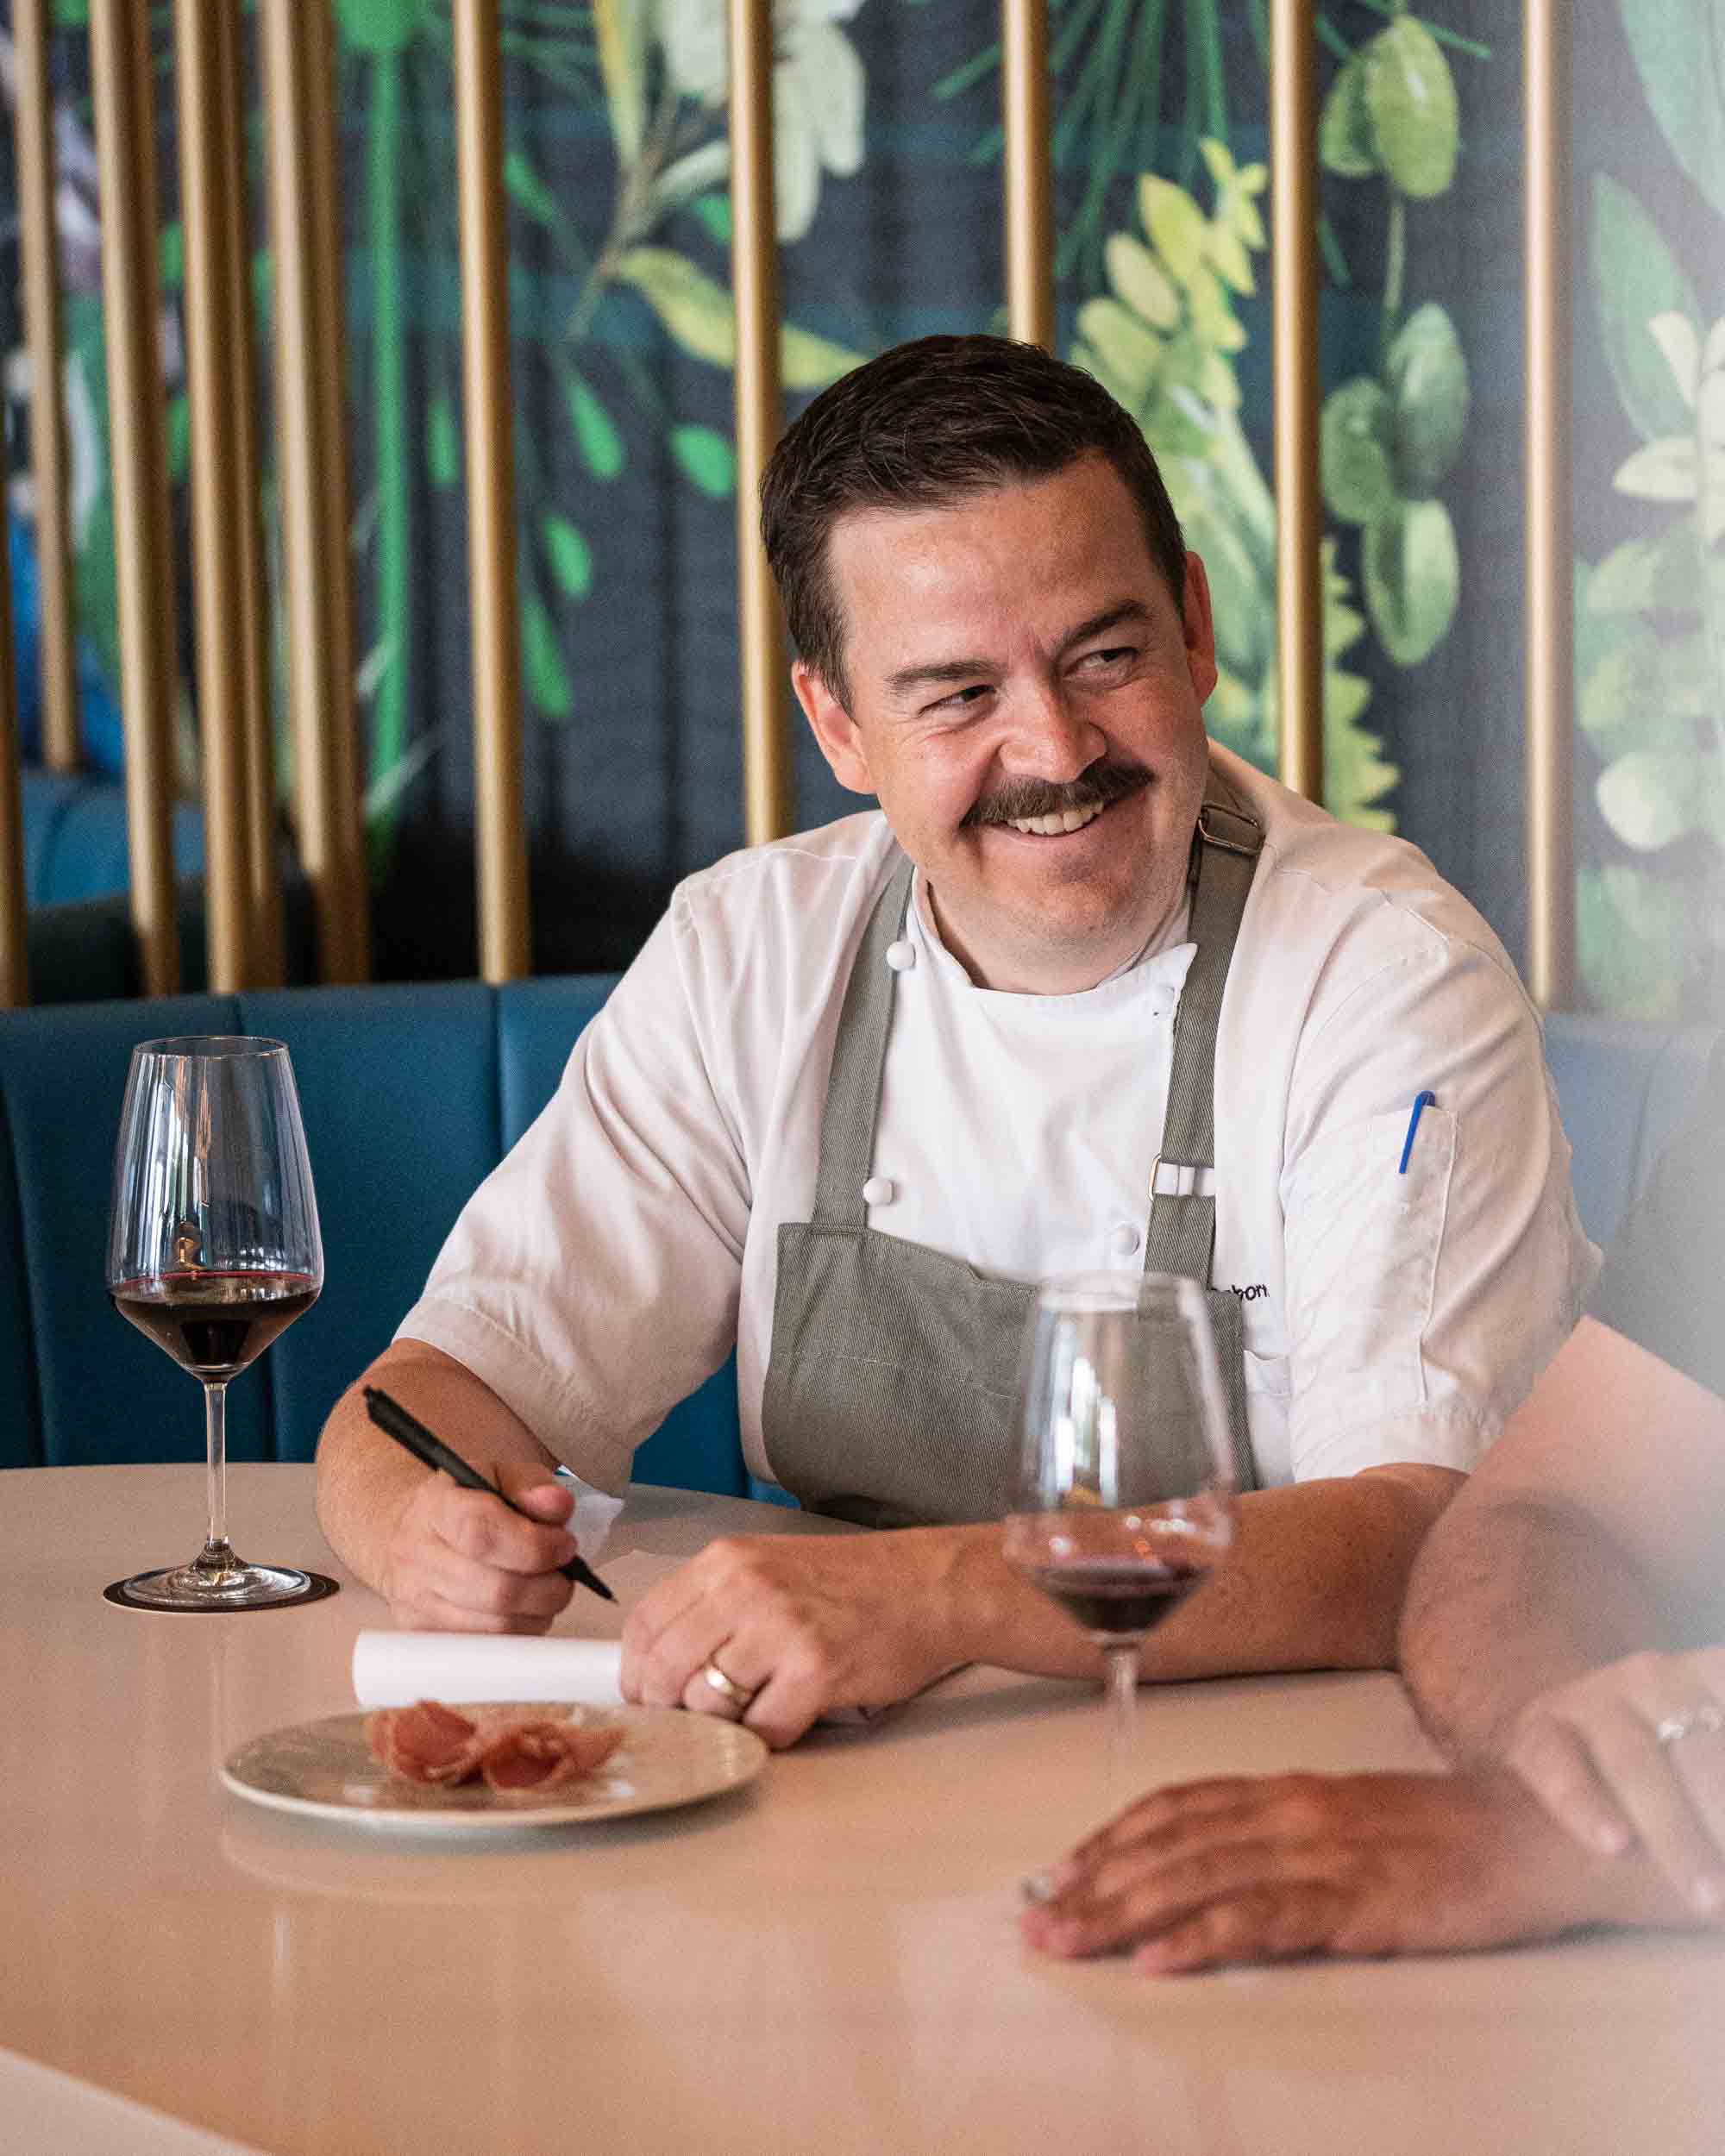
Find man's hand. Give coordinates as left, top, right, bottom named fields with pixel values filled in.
left=1019, top=1768, right=1708, bottom=1974
left=619, top=1529, right=969, bottom=1747
left=379, top=1457, right=580, bottom=1634
left=1506, top=1649, right=1725, bottom=1916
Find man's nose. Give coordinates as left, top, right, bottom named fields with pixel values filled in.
left=998, top=685, right=1103, bottom=781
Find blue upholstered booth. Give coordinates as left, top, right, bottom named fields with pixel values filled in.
left=0, top=984, right=1713, bottom=1479
left=0, top=978, right=747, bottom=1488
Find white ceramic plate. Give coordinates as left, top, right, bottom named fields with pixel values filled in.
left=221, top=1703, right=767, bottom=1831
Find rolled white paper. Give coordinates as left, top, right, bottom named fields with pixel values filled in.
left=353, top=1630, right=624, bottom=1710
left=352, top=1629, right=890, bottom=1727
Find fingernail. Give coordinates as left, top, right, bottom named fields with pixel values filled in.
left=1591, top=1819, right=1630, bottom=1855
left=1020, top=1872, right=1056, bottom=1905
left=1690, top=1874, right=1724, bottom=1917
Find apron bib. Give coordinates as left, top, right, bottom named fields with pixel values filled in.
left=761, top=764, right=1263, bottom=1529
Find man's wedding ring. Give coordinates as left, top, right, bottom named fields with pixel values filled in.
left=700, top=1658, right=756, bottom=1714
left=1655, top=1703, right=1725, bottom=1747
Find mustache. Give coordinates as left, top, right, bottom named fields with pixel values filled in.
left=962, top=757, right=1152, bottom=829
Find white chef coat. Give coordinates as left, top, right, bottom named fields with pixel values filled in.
left=399, top=746, right=1597, bottom=1495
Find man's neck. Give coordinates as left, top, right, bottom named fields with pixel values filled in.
left=919, top=882, right=1189, bottom=995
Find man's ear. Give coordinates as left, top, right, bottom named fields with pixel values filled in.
left=794, top=660, right=876, bottom=795
left=1180, top=551, right=1219, bottom=706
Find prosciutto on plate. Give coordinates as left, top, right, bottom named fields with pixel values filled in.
left=364, top=1701, right=624, bottom=1791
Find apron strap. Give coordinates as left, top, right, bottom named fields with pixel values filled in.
left=808, top=852, right=916, bottom=1228
left=1142, top=761, right=1264, bottom=1282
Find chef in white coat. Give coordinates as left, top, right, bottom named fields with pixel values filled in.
left=316, top=336, right=1594, bottom=1746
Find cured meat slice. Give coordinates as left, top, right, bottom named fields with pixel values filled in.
left=365, top=1700, right=483, bottom=1783
left=479, top=1720, right=624, bottom=1791
left=364, top=1700, right=624, bottom=1790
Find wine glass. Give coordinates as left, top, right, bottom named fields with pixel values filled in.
left=106, top=1037, right=323, bottom=1609
left=1003, top=1272, right=1236, bottom=1805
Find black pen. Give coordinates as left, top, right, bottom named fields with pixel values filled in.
left=363, top=1384, right=615, bottom=1602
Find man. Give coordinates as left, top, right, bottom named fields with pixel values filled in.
left=1020, top=1044, right=1724, bottom=1972
left=316, top=336, right=1591, bottom=1746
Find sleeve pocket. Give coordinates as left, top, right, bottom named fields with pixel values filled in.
left=1283, top=1105, right=1456, bottom=1400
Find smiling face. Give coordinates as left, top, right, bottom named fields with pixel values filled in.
left=794, top=454, right=1217, bottom=994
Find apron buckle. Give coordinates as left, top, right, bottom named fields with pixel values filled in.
left=1196, top=803, right=1263, bottom=858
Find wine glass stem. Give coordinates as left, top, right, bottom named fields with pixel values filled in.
left=1104, top=1644, right=1138, bottom=1813
left=201, top=1379, right=235, bottom=1571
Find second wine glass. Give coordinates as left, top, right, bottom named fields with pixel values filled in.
left=106, top=1037, right=323, bottom=1610
left=1003, top=1272, right=1236, bottom=1806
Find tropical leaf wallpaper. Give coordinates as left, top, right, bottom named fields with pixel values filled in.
left=0, top=0, right=1717, bottom=1011
left=1572, top=0, right=1724, bottom=1018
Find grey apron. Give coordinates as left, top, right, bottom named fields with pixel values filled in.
left=761, top=763, right=1264, bottom=1529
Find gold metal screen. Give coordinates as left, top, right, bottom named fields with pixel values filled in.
left=729, top=0, right=794, bottom=850
left=1523, top=0, right=1575, bottom=1010
left=1270, top=0, right=1324, bottom=806
left=175, top=0, right=263, bottom=993
left=0, top=4, right=1578, bottom=1010
left=455, top=0, right=530, bottom=982
left=1001, top=1, right=1055, bottom=349
left=90, top=0, right=180, bottom=998
left=261, top=0, right=369, bottom=986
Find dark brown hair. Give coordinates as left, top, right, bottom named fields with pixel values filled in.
left=760, top=334, right=1186, bottom=706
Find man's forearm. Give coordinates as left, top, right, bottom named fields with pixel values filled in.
left=1401, top=1318, right=1725, bottom=1760
left=315, top=1340, right=558, bottom=1597
left=940, top=1463, right=1462, bottom=1681
left=1401, top=1492, right=1672, bottom=1758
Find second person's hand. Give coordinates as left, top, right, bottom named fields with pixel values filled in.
left=1506, top=1647, right=1725, bottom=1916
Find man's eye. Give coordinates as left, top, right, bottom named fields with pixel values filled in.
left=932, top=683, right=991, bottom=713
left=1077, top=645, right=1135, bottom=672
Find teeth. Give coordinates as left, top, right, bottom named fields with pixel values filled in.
left=1007, top=799, right=1106, bottom=837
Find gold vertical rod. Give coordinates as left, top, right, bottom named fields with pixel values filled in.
left=0, top=423, right=32, bottom=1006
left=216, top=0, right=285, bottom=986
left=261, top=0, right=367, bottom=983
left=307, top=0, right=367, bottom=980
left=1000, top=0, right=1054, bottom=349
left=176, top=0, right=254, bottom=993
left=729, top=0, right=793, bottom=846
left=90, top=0, right=179, bottom=995
left=1524, top=0, right=1574, bottom=1009
left=13, top=0, right=79, bottom=773
left=1270, top=0, right=1324, bottom=805
left=454, top=0, right=529, bottom=981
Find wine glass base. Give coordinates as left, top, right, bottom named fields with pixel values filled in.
left=104, top=1562, right=338, bottom=1613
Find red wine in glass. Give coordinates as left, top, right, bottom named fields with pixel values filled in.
left=1024, top=1552, right=1211, bottom=1640
left=111, top=1270, right=321, bottom=1380
left=105, top=1037, right=324, bottom=1610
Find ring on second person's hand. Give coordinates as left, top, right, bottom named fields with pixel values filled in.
left=699, top=1658, right=756, bottom=1714
left=1654, top=1703, right=1725, bottom=1747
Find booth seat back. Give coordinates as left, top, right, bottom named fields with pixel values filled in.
left=1541, top=1012, right=1717, bottom=1247
left=0, top=978, right=746, bottom=1493
left=0, top=986, right=1712, bottom=1478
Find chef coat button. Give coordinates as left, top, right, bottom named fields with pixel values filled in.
left=1110, top=1222, right=1141, bottom=1258
left=862, top=1176, right=896, bottom=1207
left=885, top=940, right=916, bottom=972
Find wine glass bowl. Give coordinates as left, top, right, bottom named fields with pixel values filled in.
left=106, top=1037, right=323, bottom=1610
left=1004, top=1272, right=1237, bottom=1800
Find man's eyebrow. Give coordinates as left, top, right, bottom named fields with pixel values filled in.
left=1057, top=599, right=1155, bottom=653
left=884, top=654, right=995, bottom=698
left=882, top=600, right=1156, bottom=701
